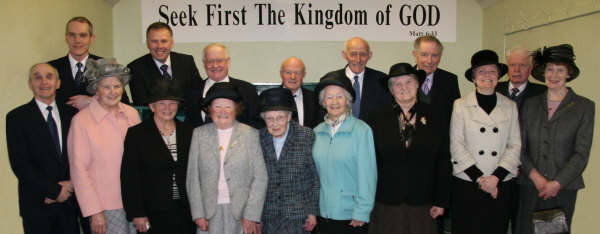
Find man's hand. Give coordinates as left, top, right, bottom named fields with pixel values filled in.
left=67, top=95, right=92, bottom=110
left=133, top=217, right=150, bottom=232
left=195, top=218, right=208, bottom=232
left=55, top=181, right=73, bottom=203
left=430, top=206, right=445, bottom=219
left=91, top=212, right=107, bottom=234
left=304, top=214, right=317, bottom=231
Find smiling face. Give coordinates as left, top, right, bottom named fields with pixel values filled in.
left=544, top=63, right=569, bottom=91
left=280, top=58, right=305, bottom=93
left=507, top=52, right=532, bottom=87
left=150, top=99, right=179, bottom=122
left=209, top=98, right=236, bottom=129
left=96, top=76, right=124, bottom=109
left=342, top=38, right=372, bottom=74
left=263, top=110, right=291, bottom=138
left=29, top=64, right=61, bottom=104
left=473, top=64, right=499, bottom=95
left=413, top=40, right=442, bottom=75
left=203, top=45, right=230, bottom=82
left=322, top=85, right=350, bottom=119
left=65, top=21, right=94, bottom=61
left=146, top=28, right=173, bottom=63
left=389, top=75, right=419, bottom=105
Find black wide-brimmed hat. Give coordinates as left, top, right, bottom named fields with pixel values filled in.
left=464, top=50, right=508, bottom=82
left=147, top=80, right=185, bottom=103
left=314, top=71, right=356, bottom=103
left=531, top=44, right=580, bottom=82
left=259, top=87, right=296, bottom=113
left=200, top=82, right=243, bottom=108
left=382, top=63, right=426, bottom=87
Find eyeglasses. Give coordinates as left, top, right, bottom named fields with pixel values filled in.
left=264, top=116, right=288, bottom=123
left=281, top=70, right=305, bottom=76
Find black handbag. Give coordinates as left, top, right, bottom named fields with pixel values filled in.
left=532, top=207, right=569, bottom=234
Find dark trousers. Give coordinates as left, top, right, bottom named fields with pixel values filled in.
left=146, top=200, right=196, bottom=234
left=316, top=216, right=369, bottom=234
left=369, top=202, right=437, bottom=234
left=22, top=206, right=78, bottom=234
left=451, top=177, right=515, bottom=234
left=515, top=186, right=577, bottom=234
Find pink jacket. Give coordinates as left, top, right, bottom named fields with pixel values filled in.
left=68, top=98, right=141, bottom=217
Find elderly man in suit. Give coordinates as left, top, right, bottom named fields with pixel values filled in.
left=185, top=43, right=262, bottom=128
left=128, top=22, right=202, bottom=106
left=495, top=46, right=546, bottom=110
left=279, top=57, right=319, bottom=128
left=6, top=63, right=79, bottom=234
left=257, top=88, right=320, bottom=234
left=49, top=16, right=129, bottom=110
left=319, top=37, right=391, bottom=122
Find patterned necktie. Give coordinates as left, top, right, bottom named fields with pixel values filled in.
left=74, top=62, right=83, bottom=90
left=46, top=106, right=61, bottom=159
left=160, top=64, right=172, bottom=80
left=422, top=78, right=431, bottom=95
left=510, top=88, right=519, bottom=100
left=352, top=75, right=361, bottom=118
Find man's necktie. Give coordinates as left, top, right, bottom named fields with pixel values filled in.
left=510, top=88, right=519, bottom=100
left=422, top=78, right=431, bottom=95
left=352, top=75, right=361, bottom=118
left=160, top=64, right=172, bottom=80
left=74, top=62, right=83, bottom=90
left=46, top=106, right=61, bottom=159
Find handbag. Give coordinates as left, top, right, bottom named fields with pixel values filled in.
left=532, top=207, right=569, bottom=234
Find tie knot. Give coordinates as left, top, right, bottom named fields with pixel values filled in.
left=76, top=62, right=83, bottom=68
left=511, top=88, right=519, bottom=94
left=46, top=106, right=53, bottom=111
left=160, top=64, right=169, bottom=72
left=353, top=75, right=359, bottom=82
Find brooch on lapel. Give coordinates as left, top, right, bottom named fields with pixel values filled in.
left=567, top=102, right=575, bottom=108
left=420, top=117, right=427, bottom=125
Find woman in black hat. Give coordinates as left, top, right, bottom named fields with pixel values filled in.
left=311, top=72, right=377, bottom=234
left=366, top=63, right=451, bottom=234
left=186, top=82, right=267, bottom=234
left=121, top=80, right=196, bottom=234
left=450, top=50, right=521, bottom=234
left=257, top=87, right=319, bottom=234
left=515, top=44, right=594, bottom=234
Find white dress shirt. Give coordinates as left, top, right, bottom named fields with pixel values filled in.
left=272, top=123, right=290, bottom=160
left=68, top=54, right=89, bottom=78
left=292, top=88, right=304, bottom=126
left=153, top=55, right=172, bottom=76
left=35, top=99, right=63, bottom=150
left=345, top=67, right=364, bottom=98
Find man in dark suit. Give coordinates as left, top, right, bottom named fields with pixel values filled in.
left=321, top=37, right=392, bottom=122
left=6, top=63, right=79, bottom=234
left=495, top=46, right=546, bottom=111
left=49, top=16, right=129, bottom=110
left=279, top=57, right=319, bottom=128
left=185, top=43, right=261, bottom=128
left=128, top=22, right=202, bottom=106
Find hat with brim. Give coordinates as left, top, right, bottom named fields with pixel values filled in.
left=314, top=71, right=356, bottom=103
left=531, top=44, right=580, bottom=82
left=382, top=63, right=426, bottom=87
left=147, top=79, right=185, bottom=104
left=464, top=50, right=508, bottom=82
left=259, top=87, right=297, bottom=113
left=200, top=82, right=243, bottom=109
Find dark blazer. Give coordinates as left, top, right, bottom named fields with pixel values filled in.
left=186, top=77, right=262, bottom=128
left=6, top=99, right=78, bottom=217
left=496, top=81, right=546, bottom=111
left=318, top=67, right=392, bottom=122
left=294, top=87, right=319, bottom=128
left=127, top=52, right=202, bottom=106
left=422, top=68, right=461, bottom=129
left=366, top=102, right=451, bottom=208
left=120, top=118, right=193, bottom=220
left=259, top=121, right=319, bottom=224
left=519, top=88, right=594, bottom=190
left=49, top=54, right=130, bottom=105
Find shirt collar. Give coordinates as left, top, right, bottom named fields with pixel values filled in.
left=89, top=96, right=126, bottom=123
left=345, top=66, right=365, bottom=79
left=34, top=98, right=57, bottom=114
left=509, top=81, right=528, bottom=94
left=68, top=54, right=89, bottom=72
left=292, top=87, right=303, bottom=98
left=206, top=76, right=230, bottom=86
left=153, top=55, right=172, bottom=69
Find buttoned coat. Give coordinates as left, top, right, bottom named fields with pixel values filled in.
left=519, top=89, right=594, bottom=189
left=186, top=122, right=268, bottom=222
left=259, top=120, right=319, bottom=225
left=450, top=91, right=521, bottom=182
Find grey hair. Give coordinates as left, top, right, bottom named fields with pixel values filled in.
left=203, top=43, right=230, bottom=60
left=387, top=74, right=419, bottom=92
left=83, top=58, right=131, bottom=94
left=506, top=45, right=532, bottom=64
left=318, top=87, right=353, bottom=111
left=28, top=63, right=59, bottom=82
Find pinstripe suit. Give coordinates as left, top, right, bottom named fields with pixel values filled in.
left=259, top=121, right=320, bottom=234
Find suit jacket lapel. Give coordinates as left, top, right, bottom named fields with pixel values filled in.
left=260, top=131, right=277, bottom=163
left=278, top=121, right=297, bottom=162
left=548, top=90, right=575, bottom=122
left=170, top=52, right=178, bottom=80
left=28, top=99, right=61, bottom=163
left=224, top=122, right=241, bottom=163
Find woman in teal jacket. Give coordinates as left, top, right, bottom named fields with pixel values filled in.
left=312, top=71, right=377, bottom=234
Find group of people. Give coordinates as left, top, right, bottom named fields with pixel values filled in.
left=6, top=15, right=594, bottom=234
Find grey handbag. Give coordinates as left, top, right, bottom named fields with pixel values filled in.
left=532, top=207, right=569, bottom=234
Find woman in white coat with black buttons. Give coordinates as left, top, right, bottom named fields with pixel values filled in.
left=449, top=50, right=521, bottom=234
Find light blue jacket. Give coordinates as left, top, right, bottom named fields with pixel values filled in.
left=313, top=115, right=377, bottom=222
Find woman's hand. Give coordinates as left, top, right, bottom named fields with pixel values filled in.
left=529, top=169, right=549, bottom=192
left=132, top=217, right=150, bottom=232
left=242, top=218, right=258, bottom=234
left=539, top=180, right=561, bottom=200
left=430, top=206, right=445, bottom=219
left=195, top=218, right=209, bottom=232
left=304, top=214, right=317, bottom=231
left=90, top=212, right=107, bottom=234
left=478, top=176, right=500, bottom=199
left=349, top=219, right=365, bottom=227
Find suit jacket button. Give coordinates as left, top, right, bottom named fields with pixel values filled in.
left=479, top=150, right=484, bottom=155
left=493, top=127, right=499, bottom=133
left=491, top=151, right=497, bottom=156
left=480, top=127, right=486, bottom=133
left=452, top=161, right=458, bottom=164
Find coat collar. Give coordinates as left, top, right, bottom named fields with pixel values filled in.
left=260, top=120, right=298, bottom=162
left=208, top=121, right=241, bottom=163
left=462, top=91, right=512, bottom=126
left=540, top=88, right=577, bottom=121
left=89, top=97, right=128, bottom=123
left=314, top=114, right=358, bottom=136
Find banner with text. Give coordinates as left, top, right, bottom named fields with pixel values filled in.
left=141, top=0, right=456, bottom=42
